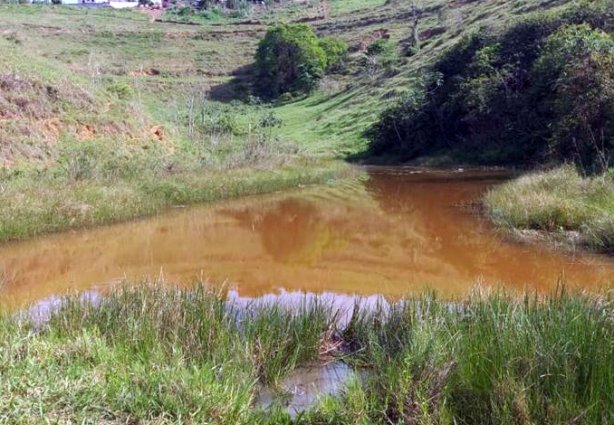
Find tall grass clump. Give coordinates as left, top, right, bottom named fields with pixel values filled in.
left=447, top=292, right=614, bottom=424
left=243, top=301, right=335, bottom=384
left=1, top=284, right=336, bottom=423
left=485, top=166, right=614, bottom=251
left=302, top=290, right=614, bottom=424
left=48, top=284, right=335, bottom=384
left=2, top=284, right=614, bottom=423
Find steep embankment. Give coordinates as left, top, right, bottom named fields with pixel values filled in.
left=367, top=0, right=614, bottom=167
left=0, top=4, right=259, bottom=168
left=0, top=37, right=155, bottom=167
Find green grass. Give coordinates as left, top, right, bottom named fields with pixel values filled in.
left=0, top=158, right=353, bottom=243
left=2, top=284, right=613, bottom=423
left=0, top=0, right=574, bottom=164
left=328, top=0, right=386, bottom=16
left=485, top=166, right=614, bottom=252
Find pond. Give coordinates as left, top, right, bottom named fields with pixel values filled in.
left=1, top=166, right=613, bottom=309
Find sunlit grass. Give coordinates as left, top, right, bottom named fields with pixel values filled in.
left=485, top=166, right=614, bottom=251
left=0, top=159, right=352, bottom=243
left=2, top=283, right=613, bottom=423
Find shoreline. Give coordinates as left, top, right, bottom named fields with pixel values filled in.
left=2, top=283, right=613, bottom=423
left=484, top=166, right=614, bottom=255
left=0, top=159, right=355, bottom=245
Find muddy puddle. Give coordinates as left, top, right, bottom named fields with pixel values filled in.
left=2, top=167, right=614, bottom=309
left=256, top=362, right=360, bottom=417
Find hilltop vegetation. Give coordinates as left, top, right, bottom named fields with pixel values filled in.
left=0, top=0, right=586, bottom=166
left=369, top=1, right=614, bottom=170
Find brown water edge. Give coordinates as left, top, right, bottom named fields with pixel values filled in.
left=1, top=166, right=613, bottom=311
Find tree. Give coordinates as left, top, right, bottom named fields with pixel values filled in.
left=254, top=24, right=347, bottom=99
left=410, top=0, right=421, bottom=51
left=533, top=24, right=614, bottom=172
left=367, top=3, right=614, bottom=170
left=254, top=24, right=326, bottom=99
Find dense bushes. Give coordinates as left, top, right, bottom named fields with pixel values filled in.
left=368, top=1, right=614, bottom=171
left=254, top=24, right=347, bottom=99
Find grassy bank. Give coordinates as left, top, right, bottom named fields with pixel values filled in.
left=0, top=158, right=352, bottom=243
left=485, top=166, right=614, bottom=252
left=2, top=283, right=613, bottom=424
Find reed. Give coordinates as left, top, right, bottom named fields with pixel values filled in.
left=1, top=284, right=613, bottom=424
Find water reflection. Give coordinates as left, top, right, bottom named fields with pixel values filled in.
left=1, top=167, right=613, bottom=310
left=226, top=199, right=337, bottom=264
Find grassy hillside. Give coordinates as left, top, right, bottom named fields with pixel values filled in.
left=272, top=0, right=577, bottom=157
left=0, top=0, right=577, bottom=163
left=0, top=33, right=150, bottom=166
left=367, top=0, right=614, bottom=168
left=0, top=0, right=603, bottom=242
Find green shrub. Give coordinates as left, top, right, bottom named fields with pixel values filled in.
left=366, top=38, right=394, bottom=56
left=367, top=38, right=398, bottom=67
left=318, top=36, right=348, bottom=70
left=197, top=7, right=223, bottom=21
left=254, top=24, right=327, bottom=99
left=106, top=81, right=133, bottom=100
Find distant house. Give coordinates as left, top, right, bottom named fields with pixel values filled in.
left=109, top=0, right=139, bottom=8
left=64, top=0, right=110, bottom=6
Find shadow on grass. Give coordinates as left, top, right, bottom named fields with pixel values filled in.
left=208, top=64, right=254, bottom=102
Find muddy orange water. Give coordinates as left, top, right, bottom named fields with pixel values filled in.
left=1, top=167, right=613, bottom=309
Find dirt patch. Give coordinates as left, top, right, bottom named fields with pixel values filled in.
left=150, top=125, right=165, bottom=141
left=79, top=124, right=97, bottom=140
left=128, top=68, right=161, bottom=77
left=43, top=118, right=61, bottom=140
left=419, top=26, right=447, bottom=40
